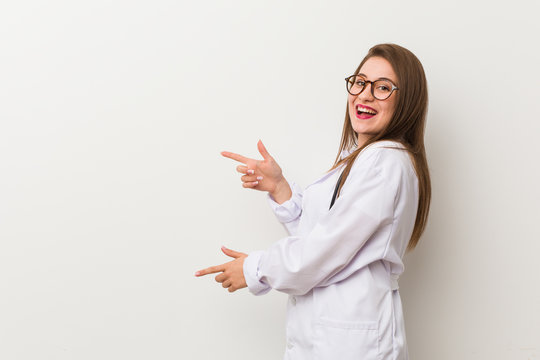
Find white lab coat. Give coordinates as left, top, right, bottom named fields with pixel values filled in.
left=243, top=140, right=419, bottom=360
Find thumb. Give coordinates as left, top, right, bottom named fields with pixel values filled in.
left=257, top=139, right=272, bottom=161
left=221, top=246, right=244, bottom=259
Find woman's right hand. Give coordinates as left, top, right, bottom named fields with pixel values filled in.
left=221, top=140, right=292, bottom=203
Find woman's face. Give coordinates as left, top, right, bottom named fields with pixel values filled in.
left=348, top=56, right=398, bottom=145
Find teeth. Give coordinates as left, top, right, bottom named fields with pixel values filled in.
left=357, top=105, right=377, bottom=115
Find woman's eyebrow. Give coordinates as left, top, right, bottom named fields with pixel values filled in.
left=357, top=73, right=396, bottom=83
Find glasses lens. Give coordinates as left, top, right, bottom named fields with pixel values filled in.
left=373, top=80, right=393, bottom=100
left=347, top=75, right=364, bottom=95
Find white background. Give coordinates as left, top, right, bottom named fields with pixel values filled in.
left=1, top=1, right=539, bottom=359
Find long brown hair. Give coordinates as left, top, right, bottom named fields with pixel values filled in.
left=328, top=43, right=431, bottom=253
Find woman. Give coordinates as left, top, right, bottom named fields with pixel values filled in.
left=195, top=43, right=431, bottom=360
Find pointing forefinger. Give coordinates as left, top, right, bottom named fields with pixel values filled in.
left=221, top=151, right=251, bottom=164
left=194, top=264, right=226, bottom=277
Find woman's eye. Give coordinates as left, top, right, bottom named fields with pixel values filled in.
left=377, top=85, right=390, bottom=92
left=356, top=81, right=366, bottom=86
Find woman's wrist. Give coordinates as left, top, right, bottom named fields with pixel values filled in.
left=270, top=178, right=292, bottom=205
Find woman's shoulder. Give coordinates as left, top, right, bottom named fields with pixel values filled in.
left=353, top=140, right=415, bottom=177
left=343, top=140, right=407, bottom=162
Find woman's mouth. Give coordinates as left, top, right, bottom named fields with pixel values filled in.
left=355, top=104, right=377, bottom=120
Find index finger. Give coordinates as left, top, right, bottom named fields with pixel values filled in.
left=221, top=151, right=252, bottom=164
left=195, top=264, right=226, bottom=277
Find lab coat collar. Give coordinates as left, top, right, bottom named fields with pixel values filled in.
left=340, top=140, right=405, bottom=160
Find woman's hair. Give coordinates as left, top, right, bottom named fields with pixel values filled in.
left=328, top=43, right=431, bottom=253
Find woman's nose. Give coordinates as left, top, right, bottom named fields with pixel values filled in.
left=357, top=82, right=374, bottom=101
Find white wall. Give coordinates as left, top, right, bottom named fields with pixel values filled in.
left=1, top=1, right=538, bottom=359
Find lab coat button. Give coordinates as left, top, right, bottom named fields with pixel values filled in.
left=291, top=296, right=296, bottom=305
left=287, top=341, right=294, bottom=349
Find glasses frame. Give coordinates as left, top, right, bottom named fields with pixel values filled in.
left=345, top=75, right=399, bottom=100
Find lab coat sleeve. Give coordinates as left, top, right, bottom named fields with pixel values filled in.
left=266, top=180, right=303, bottom=236
left=243, top=148, right=401, bottom=296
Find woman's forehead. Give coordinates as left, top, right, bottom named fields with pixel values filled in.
left=359, top=57, right=397, bottom=81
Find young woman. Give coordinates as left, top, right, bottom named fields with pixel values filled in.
left=195, top=43, right=431, bottom=360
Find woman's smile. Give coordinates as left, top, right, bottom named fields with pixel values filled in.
left=355, top=104, right=378, bottom=119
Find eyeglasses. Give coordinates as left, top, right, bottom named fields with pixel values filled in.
left=345, top=75, right=399, bottom=100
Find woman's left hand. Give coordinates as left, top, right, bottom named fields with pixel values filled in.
left=195, top=246, right=248, bottom=293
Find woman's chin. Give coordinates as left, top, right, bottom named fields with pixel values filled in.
left=352, top=125, right=374, bottom=135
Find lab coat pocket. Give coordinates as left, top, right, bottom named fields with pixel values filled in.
left=314, top=317, right=381, bottom=360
